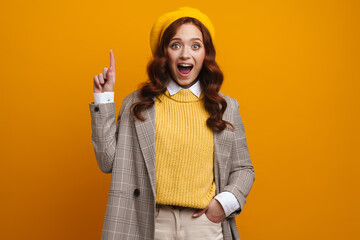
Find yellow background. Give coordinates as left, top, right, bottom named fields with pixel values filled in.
left=1, top=0, right=359, bottom=239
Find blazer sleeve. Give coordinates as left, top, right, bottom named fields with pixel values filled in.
left=89, top=93, right=132, bottom=173
left=223, top=98, right=255, bottom=218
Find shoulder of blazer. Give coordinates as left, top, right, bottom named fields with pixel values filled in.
left=121, top=89, right=140, bottom=107
left=115, top=89, right=140, bottom=121
left=218, top=91, right=240, bottom=109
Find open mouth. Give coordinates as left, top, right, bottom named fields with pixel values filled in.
left=177, top=64, right=193, bottom=75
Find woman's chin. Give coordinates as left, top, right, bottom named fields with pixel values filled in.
left=174, top=78, right=198, bottom=88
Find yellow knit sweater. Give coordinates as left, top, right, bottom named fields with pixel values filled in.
left=155, top=89, right=216, bottom=209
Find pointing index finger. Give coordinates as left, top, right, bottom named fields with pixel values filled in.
left=110, top=49, right=115, bottom=69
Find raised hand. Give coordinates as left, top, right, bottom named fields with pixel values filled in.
left=93, top=49, right=116, bottom=93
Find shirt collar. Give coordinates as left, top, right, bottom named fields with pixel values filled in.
left=167, top=78, right=202, bottom=98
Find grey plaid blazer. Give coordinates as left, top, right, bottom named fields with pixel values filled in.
left=89, top=89, right=255, bottom=240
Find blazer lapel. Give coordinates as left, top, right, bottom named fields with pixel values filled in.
left=213, top=106, right=235, bottom=193
left=134, top=99, right=156, bottom=197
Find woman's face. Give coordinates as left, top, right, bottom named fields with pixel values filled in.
left=167, top=23, right=205, bottom=88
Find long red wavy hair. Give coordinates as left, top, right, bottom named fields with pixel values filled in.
left=130, top=17, right=234, bottom=132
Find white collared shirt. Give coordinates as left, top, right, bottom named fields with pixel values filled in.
left=166, top=78, right=202, bottom=98
left=92, top=80, right=241, bottom=216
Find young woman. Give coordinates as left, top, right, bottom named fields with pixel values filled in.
left=90, top=7, right=255, bottom=240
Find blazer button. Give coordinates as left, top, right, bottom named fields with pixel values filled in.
left=134, top=189, right=140, bottom=197
left=94, top=106, right=99, bottom=112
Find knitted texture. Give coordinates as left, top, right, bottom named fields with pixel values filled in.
left=155, top=89, right=216, bottom=208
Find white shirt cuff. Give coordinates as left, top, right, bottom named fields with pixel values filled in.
left=214, top=191, right=241, bottom=217
left=94, top=92, right=114, bottom=104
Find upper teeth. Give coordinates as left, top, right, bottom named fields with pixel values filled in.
left=179, top=64, right=192, bottom=67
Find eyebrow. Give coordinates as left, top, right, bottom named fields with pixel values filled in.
left=170, top=37, right=203, bottom=42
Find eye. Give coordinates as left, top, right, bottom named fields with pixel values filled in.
left=170, top=43, right=180, bottom=49
left=193, top=43, right=201, bottom=49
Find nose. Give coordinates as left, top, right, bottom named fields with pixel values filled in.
left=180, top=46, right=191, bottom=59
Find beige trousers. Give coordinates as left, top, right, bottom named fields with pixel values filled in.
left=155, top=204, right=224, bottom=240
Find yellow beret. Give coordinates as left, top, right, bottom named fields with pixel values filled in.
left=150, top=7, right=215, bottom=56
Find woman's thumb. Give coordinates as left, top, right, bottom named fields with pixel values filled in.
left=193, top=206, right=208, bottom=217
